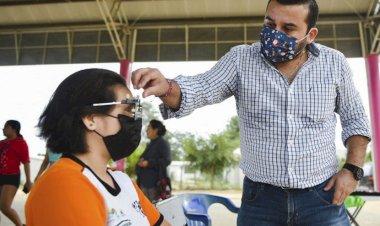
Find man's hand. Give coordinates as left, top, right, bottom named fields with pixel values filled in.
left=324, top=169, right=358, bottom=205
left=132, top=68, right=169, bottom=98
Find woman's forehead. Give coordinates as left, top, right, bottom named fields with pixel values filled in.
left=114, top=86, right=132, bottom=101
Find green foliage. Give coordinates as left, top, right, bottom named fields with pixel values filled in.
left=125, top=143, right=146, bottom=179
left=165, top=131, right=193, bottom=160
left=182, top=116, right=240, bottom=188
left=365, top=151, right=372, bottom=162
left=224, top=116, right=240, bottom=147
left=137, top=104, right=242, bottom=189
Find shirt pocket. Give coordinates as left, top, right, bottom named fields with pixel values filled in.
left=245, top=86, right=282, bottom=129
left=297, top=83, right=337, bottom=126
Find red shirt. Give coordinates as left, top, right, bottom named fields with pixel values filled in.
left=0, top=137, right=30, bottom=175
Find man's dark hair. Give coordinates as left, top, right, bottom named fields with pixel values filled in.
left=150, top=119, right=167, bottom=137
left=38, top=68, right=126, bottom=154
left=5, top=120, right=22, bottom=137
left=267, top=0, right=319, bottom=31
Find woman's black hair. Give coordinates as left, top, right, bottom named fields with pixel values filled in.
left=5, top=120, right=22, bottom=138
left=38, top=68, right=126, bottom=154
left=149, top=119, right=166, bottom=137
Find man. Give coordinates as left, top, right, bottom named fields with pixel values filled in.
left=132, top=0, right=371, bottom=225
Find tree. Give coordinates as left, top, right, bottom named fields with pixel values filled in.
left=165, top=131, right=193, bottom=160
left=183, top=132, right=239, bottom=189
left=223, top=116, right=240, bottom=148
left=365, top=151, right=372, bottom=162
left=182, top=115, right=241, bottom=188
left=140, top=100, right=196, bottom=161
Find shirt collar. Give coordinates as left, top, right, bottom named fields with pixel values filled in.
left=307, top=42, right=320, bottom=57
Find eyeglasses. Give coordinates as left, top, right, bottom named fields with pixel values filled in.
left=92, top=96, right=142, bottom=120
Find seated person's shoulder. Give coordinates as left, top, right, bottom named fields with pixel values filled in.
left=33, top=158, right=99, bottom=193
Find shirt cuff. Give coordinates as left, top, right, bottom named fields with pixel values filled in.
left=342, top=129, right=372, bottom=146
left=153, top=213, right=164, bottom=226
left=159, top=75, right=195, bottom=119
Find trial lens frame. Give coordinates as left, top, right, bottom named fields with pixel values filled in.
left=92, top=96, right=142, bottom=120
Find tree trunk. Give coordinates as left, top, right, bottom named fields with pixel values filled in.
left=211, top=165, right=215, bottom=189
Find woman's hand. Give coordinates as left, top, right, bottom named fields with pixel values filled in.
left=25, top=180, right=33, bottom=191
left=137, top=160, right=149, bottom=168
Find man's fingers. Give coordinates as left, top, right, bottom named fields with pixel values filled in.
left=332, top=187, right=343, bottom=205
left=131, top=68, right=151, bottom=89
left=142, top=85, right=162, bottom=98
left=131, top=67, right=169, bottom=97
left=324, top=176, right=336, bottom=191
left=332, top=180, right=351, bottom=205
left=132, top=68, right=161, bottom=88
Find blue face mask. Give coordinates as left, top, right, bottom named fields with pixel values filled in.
left=259, top=26, right=308, bottom=63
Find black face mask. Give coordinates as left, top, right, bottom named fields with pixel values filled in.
left=95, top=114, right=142, bottom=161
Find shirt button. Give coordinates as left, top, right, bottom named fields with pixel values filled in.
left=288, top=167, right=294, bottom=173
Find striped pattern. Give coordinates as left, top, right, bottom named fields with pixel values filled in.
left=160, top=42, right=371, bottom=188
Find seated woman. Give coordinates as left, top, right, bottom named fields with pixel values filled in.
left=25, top=68, right=170, bottom=226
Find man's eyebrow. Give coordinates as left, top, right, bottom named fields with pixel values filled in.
left=265, top=15, right=298, bottom=28
left=284, top=22, right=298, bottom=28
left=265, top=15, right=274, bottom=22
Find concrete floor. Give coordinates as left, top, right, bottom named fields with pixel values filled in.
left=1, top=189, right=379, bottom=226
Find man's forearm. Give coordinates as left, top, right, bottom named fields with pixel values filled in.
left=345, top=135, right=370, bottom=167
left=159, top=80, right=181, bottom=110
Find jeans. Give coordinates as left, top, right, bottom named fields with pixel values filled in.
left=237, top=177, right=350, bottom=226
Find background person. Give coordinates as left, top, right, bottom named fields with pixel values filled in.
left=132, top=0, right=371, bottom=225
left=34, top=147, right=62, bottom=181
left=136, top=119, right=172, bottom=202
left=0, top=120, right=32, bottom=226
left=25, top=69, right=170, bottom=226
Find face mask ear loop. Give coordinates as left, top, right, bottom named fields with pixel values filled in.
left=104, top=113, right=118, bottom=119
left=294, top=31, right=311, bottom=58
left=296, top=32, right=309, bottom=44
left=93, top=130, right=104, bottom=138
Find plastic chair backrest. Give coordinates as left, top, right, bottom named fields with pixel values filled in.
left=180, top=193, right=239, bottom=226
left=344, top=195, right=365, bottom=208
left=185, top=197, right=208, bottom=214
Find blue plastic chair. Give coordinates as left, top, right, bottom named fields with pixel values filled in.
left=179, top=193, right=239, bottom=226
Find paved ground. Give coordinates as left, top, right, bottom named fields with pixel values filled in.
left=2, top=189, right=379, bottom=226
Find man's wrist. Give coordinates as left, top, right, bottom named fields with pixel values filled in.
left=159, top=79, right=173, bottom=97
left=342, top=163, right=364, bottom=181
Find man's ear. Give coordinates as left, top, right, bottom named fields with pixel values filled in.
left=82, top=115, right=96, bottom=131
left=307, top=27, right=318, bottom=44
